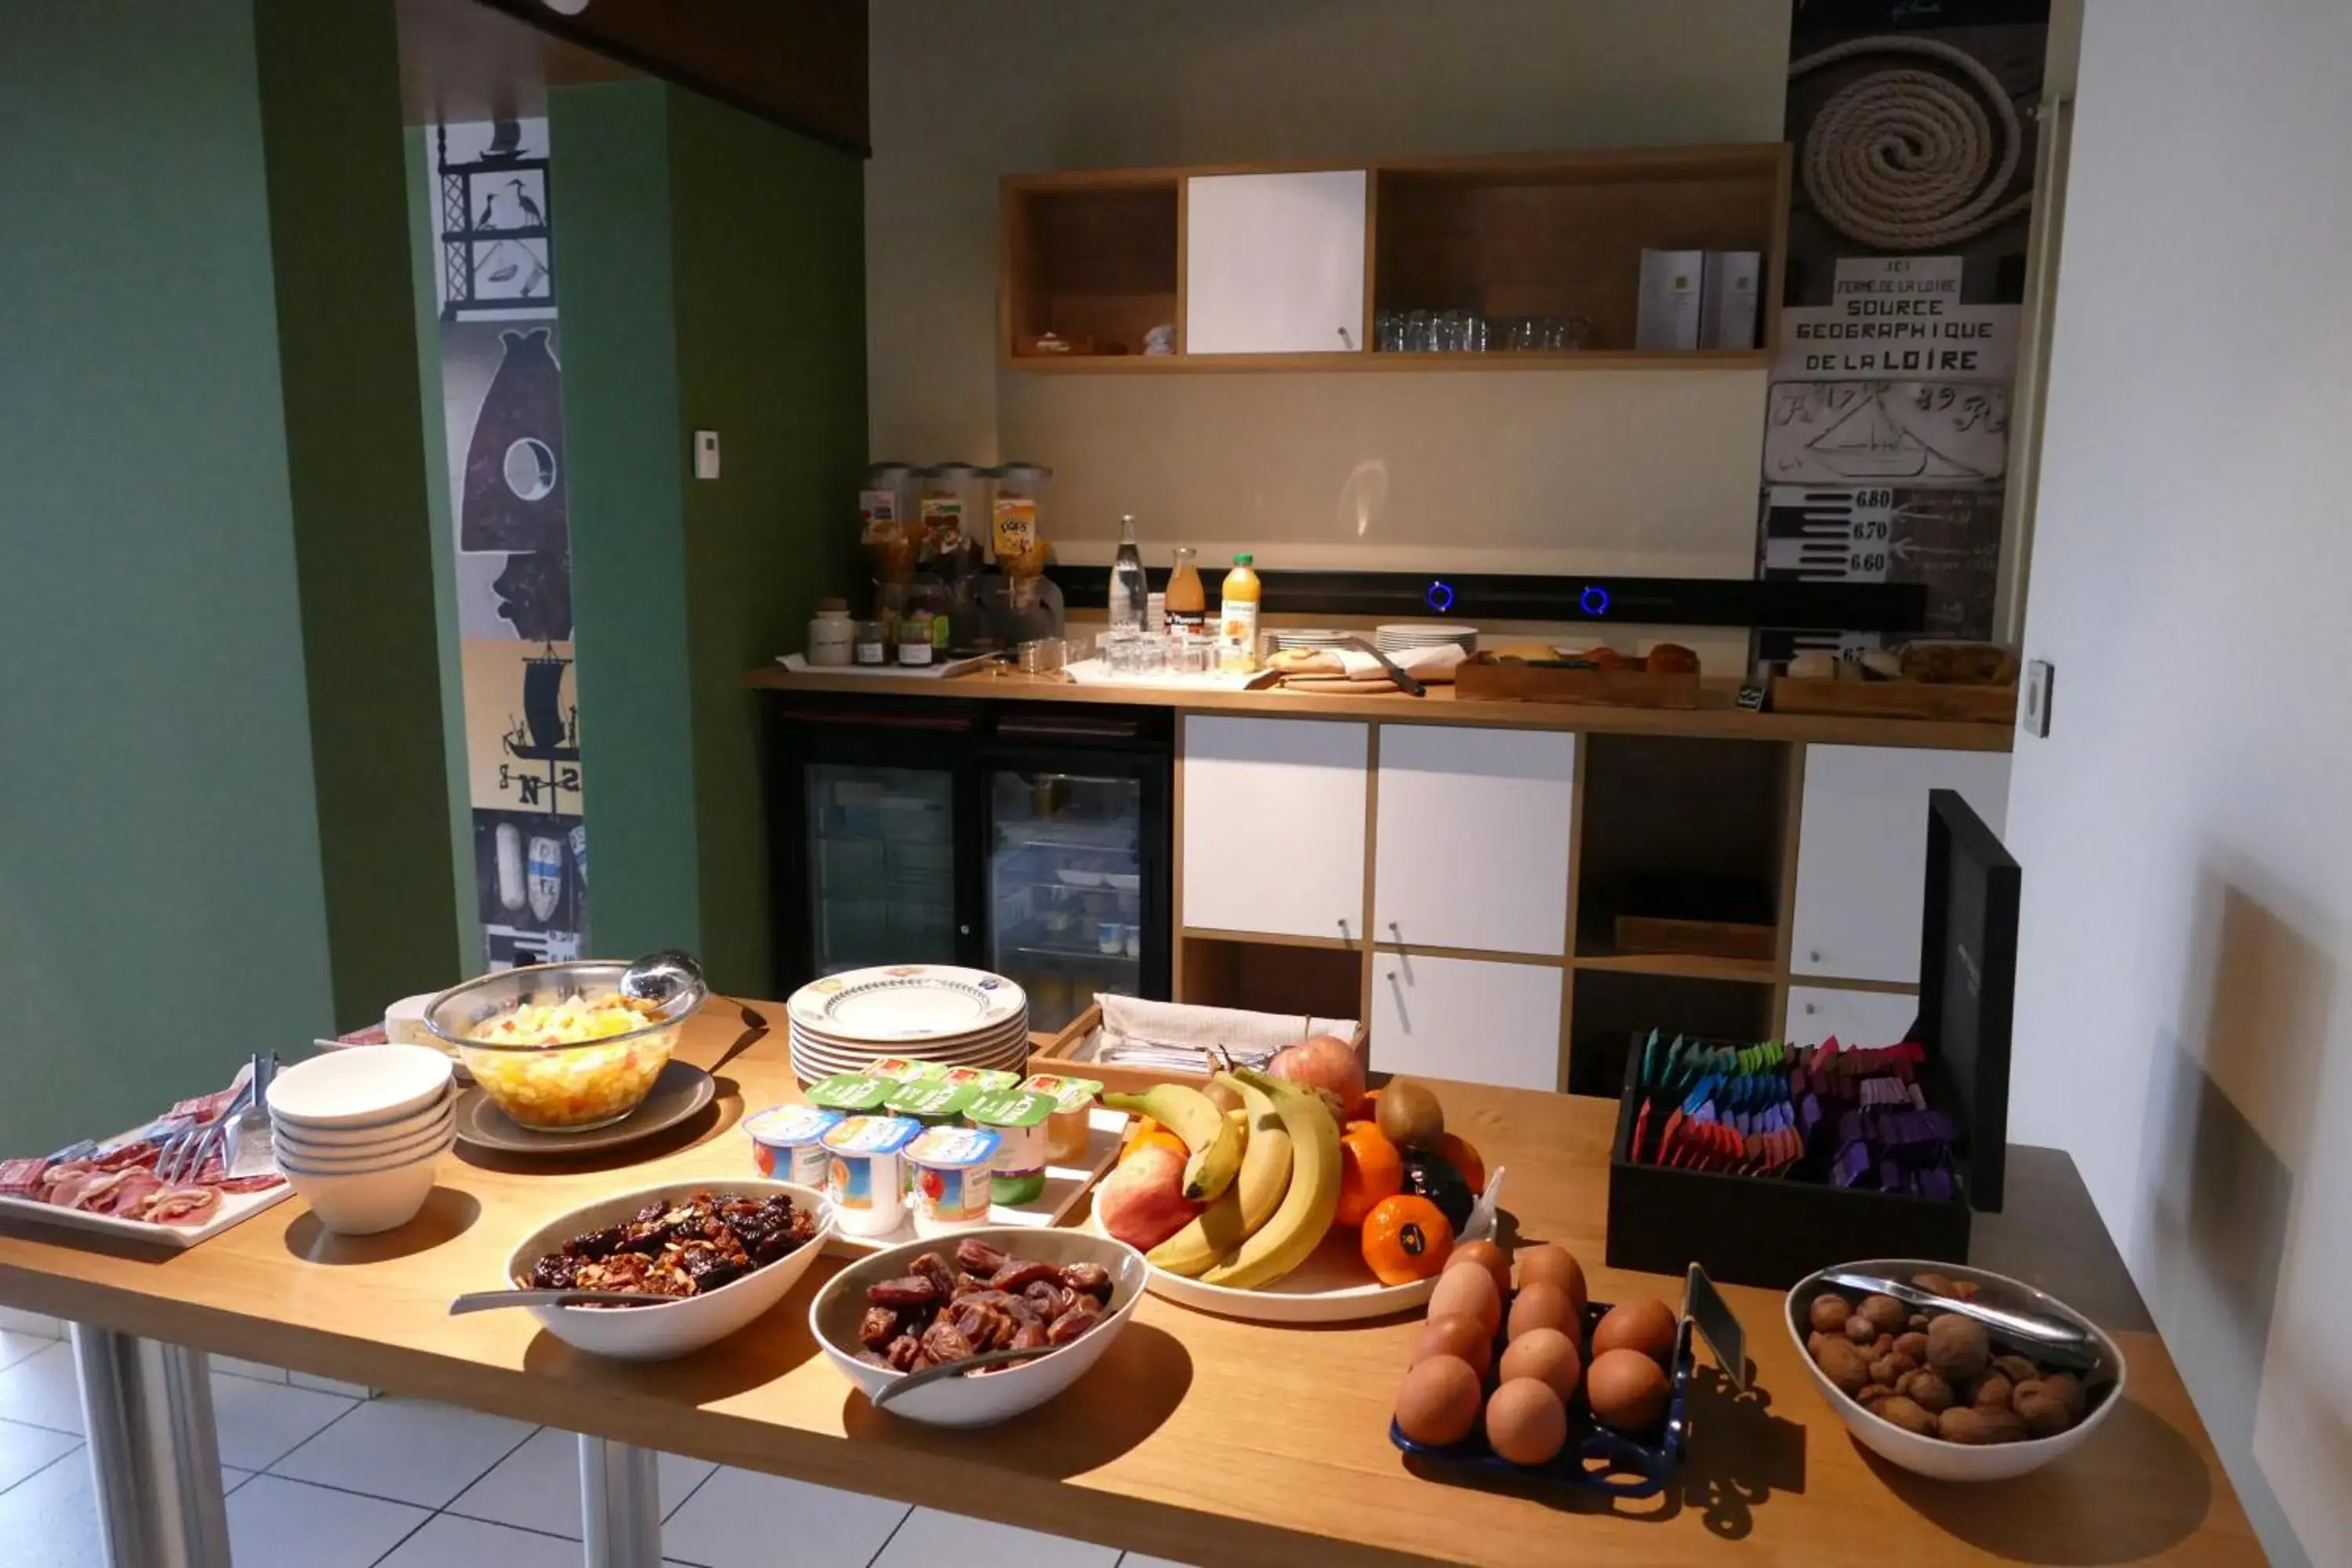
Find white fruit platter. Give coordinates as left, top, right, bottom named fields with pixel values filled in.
left=1094, top=1167, right=1504, bottom=1326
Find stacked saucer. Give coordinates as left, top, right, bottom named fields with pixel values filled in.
left=1264, top=629, right=1354, bottom=655
left=786, top=964, right=1030, bottom=1083
left=1375, top=622, right=1479, bottom=656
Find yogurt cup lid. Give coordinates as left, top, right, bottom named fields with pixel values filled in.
left=885, top=1081, right=976, bottom=1118
left=965, top=1089, right=1054, bottom=1129
left=865, top=1057, right=948, bottom=1083
left=743, top=1104, right=842, bottom=1145
left=804, top=1074, right=893, bottom=1111
left=939, top=1067, right=1020, bottom=1092
left=1021, top=1074, right=1102, bottom=1114
left=820, top=1114, right=921, bottom=1156
left=906, top=1125, right=1000, bottom=1168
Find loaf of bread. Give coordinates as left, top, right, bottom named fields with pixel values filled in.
left=1646, top=643, right=1699, bottom=674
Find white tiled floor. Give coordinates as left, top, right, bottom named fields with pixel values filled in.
left=0, top=1319, right=1196, bottom=1567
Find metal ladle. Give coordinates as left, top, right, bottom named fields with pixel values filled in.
left=619, top=949, right=705, bottom=1009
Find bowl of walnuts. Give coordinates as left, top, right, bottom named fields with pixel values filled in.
left=1787, top=1258, right=2126, bottom=1483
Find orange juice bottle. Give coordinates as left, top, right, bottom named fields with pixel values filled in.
left=1217, top=553, right=1261, bottom=671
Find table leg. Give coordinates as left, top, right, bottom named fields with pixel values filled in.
left=69, top=1324, right=231, bottom=1568
left=579, top=1434, right=662, bottom=1567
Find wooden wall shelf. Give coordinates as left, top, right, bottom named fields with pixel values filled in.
left=1000, top=143, right=1789, bottom=373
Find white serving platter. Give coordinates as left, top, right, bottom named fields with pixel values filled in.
left=0, top=1144, right=290, bottom=1251
left=822, top=1108, right=1127, bottom=1258
left=1098, top=1166, right=1504, bottom=1324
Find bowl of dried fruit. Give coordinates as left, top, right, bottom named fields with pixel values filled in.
left=1787, top=1258, right=2127, bottom=1482
left=504, top=1180, right=835, bottom=1361
left=811, top=1227, right=1147, bottom=1427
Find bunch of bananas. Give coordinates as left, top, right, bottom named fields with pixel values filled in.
left=1103, top=1070, right=1341, bottom=1290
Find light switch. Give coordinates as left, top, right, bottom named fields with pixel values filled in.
left=693, top=430, right=720, bottom=481
left=2023, top=659, right=2054, bottom=737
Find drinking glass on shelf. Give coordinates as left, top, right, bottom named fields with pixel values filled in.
left=1403, top=310, right=1432, bottom=354
left=1435, top=309, right=1465, bottom=353
left=1375, top=310, right=1405, bottom=353
left=1465, top=312, right=1490, bottom=352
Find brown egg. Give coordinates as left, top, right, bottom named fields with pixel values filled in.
left=1591, top=1297, right=1677, bottom=1366
left=1413, top=1312, right=1494, bottom=1381
left=1585, top=1347, right=1671, bottom=1432
left=1483, top=1377, right=1569, bottom=1466
left=1497, top=1327, right=1582, bottom=1405
left=1395, top=1353, right=1483, bottom=1447
left=1446, top=1239, right=1512, bottom=1301
left=1507, top=1280, right=1576, bottom=1344
left=1428, top=1260, right=1503, bottom=1335
left=1512, top=1244, right=1588, bottom=1321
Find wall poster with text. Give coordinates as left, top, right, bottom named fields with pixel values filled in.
left=1755, top=0, right=2048, bottom=666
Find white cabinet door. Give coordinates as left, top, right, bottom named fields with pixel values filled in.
left=1791, top=746, right=2012, bottom=984
left=1181, top=717, right=1367, bottom=940
left=1784, top=985, right=1921, bottom=1050
left=1371, top=953, right=1562, bottom=1091
left=1373, top=725, right=1575, bottom=956
left=1184, top=171, right=1368, bottom=355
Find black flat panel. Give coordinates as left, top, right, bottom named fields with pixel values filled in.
left=1044, top=565, right=1924, bottom=633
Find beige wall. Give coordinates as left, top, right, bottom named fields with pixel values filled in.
left=2007, top=4, right=2352, bottom=1563
left=867, top=0, right=1790, bottom=593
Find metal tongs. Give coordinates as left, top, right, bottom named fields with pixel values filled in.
left=1817, top=1270, right=2100, bottom=1367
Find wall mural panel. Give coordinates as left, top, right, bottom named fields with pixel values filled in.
left=430, top=118, right=586, bottom=969
left=1755, top=0, right=2047, bottom=666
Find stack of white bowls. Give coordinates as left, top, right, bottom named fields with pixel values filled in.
left=267, top=1045, right=456, bottom=1236
left=1374, top=622, right=1480, bottom=656
left=786, top=965, right=1029, bottom=1084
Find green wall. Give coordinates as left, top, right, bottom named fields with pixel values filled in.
left=0, top=0, right=332, bottom=1150
left=253, top=0, right=463, bottom=1022
left=554, top=82, right=866, bottom=993
left=0, top=0, right=459, bottom=1150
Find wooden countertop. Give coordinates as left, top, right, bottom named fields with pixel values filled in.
left=744, top=665, right=2016, bottom=751
left=0, top=1005, right=2249, bottom=1566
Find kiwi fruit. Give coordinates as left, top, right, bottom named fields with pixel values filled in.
left=1376, top=1080, right=1446, bottom=1150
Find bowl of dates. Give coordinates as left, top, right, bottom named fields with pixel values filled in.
left=503, top=1180, right=834, bottom=1360
left=810, top=1227, right=1146, bottom=1426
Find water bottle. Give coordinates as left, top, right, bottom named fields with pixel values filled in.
left=1108, top=514, right=1148, bottom=634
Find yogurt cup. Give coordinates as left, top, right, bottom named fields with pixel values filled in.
left=1022, top=1073, right=1102, bottom=1164
left=742, top=1104, right=841, bottom=1186
left=820, top=1114, right=921, bottom=1236
left=964, top=1089, right=1054, bottom=1206
left=883, top=1080, right=976, bottom=1129
left=804, top=1074, right=893, bottom=1113
left=904, top=1125, right=1000, bottom=1237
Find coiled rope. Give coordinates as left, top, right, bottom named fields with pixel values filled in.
left=1790, top=34, right=2034, bottom=251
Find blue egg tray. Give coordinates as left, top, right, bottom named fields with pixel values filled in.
left=1388, top=1298, right=1695, bottom=1499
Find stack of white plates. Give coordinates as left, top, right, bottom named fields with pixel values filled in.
left=1375, top=623, right=1479, bottom=655
left=785, top=964, right=1031, bottom=1084
left=1265, top=629, right=1354, bottom=654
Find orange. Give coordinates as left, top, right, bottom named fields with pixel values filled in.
left=1118, top=1116, right=1188, bottom=1167
left=1361, top=1194, right=1454, bottom=1285
left=1434, top=1133, right=1486, bottom=1196
left=1334, top=1120, right=1405, bottom=1228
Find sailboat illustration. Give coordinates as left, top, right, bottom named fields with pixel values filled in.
left=1769, top=382, right=2005, bottom=485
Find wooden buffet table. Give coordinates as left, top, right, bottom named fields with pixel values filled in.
left=0, top=1003, right=2256, bottom=1566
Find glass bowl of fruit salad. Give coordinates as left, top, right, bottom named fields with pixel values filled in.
left=424, top=960, right=705, bottom=1131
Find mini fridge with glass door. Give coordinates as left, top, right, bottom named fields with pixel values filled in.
left=769, top=699, right=1172, bottom=1033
